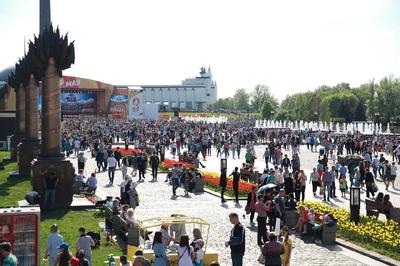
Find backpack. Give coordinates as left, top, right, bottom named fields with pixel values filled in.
left=86, top=232, right=101, bottom=248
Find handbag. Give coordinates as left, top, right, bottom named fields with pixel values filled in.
left=319, top=187, right=324, bottom=195
left=372, top=182, right=378, bottom=193
left=245, top=205, right=251, bottom=215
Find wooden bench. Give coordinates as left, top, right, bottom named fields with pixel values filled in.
left=366, top=199, right=400, bottom=224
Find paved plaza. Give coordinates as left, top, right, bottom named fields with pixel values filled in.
left=67, top=144, right=397, bottom=265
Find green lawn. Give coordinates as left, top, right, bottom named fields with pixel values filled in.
left=0, top=151, right=122, bottom=264
left=0, top=151, right=31, bottom=207
left=40, top=209, right=122, bottom=266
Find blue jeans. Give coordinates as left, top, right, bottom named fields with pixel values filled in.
left=44, top=189, right=56, bottom=210
left=108, top=167, right=115, bottom=184
left=323, top=183, right=331, bottom=201
left=231, top=252, right=243, bottom=266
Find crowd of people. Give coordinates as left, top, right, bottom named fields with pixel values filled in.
left=25, top=117, right=398, bottom=266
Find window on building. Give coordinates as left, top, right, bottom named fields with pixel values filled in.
left=206, top=93, right=210, bottom=96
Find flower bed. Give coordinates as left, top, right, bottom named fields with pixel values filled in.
left=161, top=159, right=194, bottom=168
left=159, top=159, right=254, bottom=197
left=112, top=147, right=142, bottom=156
left=298, top=201, right=400, bottom=260
left=202, top=171, right=253, bottom=197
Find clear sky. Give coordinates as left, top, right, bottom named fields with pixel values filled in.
left=1, top=0, right=400, bottom=100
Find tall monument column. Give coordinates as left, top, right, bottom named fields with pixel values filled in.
left=10, top=83, right=25, bottom=160
left=41, top=58, right=62, bottom=158
left=40, top=0, right=51, bottom=33
left=18, top=74, right=40, bottom=176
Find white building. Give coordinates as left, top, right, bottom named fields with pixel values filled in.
left=139, top=67, right=217, bottom=111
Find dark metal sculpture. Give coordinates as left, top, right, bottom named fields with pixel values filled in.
left=28, top=24, right=75, bottom=78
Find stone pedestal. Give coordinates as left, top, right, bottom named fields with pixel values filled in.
left=18, top=139, right=40, bottom=177
left=31, top=158, right=74, bottom=209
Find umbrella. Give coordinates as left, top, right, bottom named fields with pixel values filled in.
left=257, top=184, right=277, bottom=193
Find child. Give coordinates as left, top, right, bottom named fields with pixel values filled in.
left=339, top=175, right=347, bottom=198
left=193, top=239, right=205, bottom=266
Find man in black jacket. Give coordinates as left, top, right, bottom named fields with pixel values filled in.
left=230, top=167, right=240, bottom=203
left=281, top=154, right=291, bottom=169
left=226, top=213, right=245, bottom=266
left=149, top=152, right=160, bottom=181
left=137, top=153, right=147, bottom=182
left=219, top=170, right=227, bottom=203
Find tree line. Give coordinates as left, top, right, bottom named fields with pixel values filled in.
left=209, top=76, right=400, bottom=123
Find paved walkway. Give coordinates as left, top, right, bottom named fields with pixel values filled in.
left=66, top=146, right=390, bottom=265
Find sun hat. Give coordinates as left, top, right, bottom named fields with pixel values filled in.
left=58, top=243, right=69, bottom=250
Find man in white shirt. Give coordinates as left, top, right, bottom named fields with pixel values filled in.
left=76, top=227, right=95, bottom=266
left=44, top=224, right=63, bottom=266
left=371, top=155, right=380, bottom=179
left=107, top=154, right=117, bottom=185
left=74, top=139, right=81, bottom=156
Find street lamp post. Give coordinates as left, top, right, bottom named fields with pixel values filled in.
left=350, top=186, right=360, bottom=224
left=314, top=111, right=318, bottom=122
left=221, top=158, right=227, bottom=171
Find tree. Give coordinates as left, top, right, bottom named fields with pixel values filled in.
left=250, top=84, right=270, bottom=112
left=233, top=88, right=250, bottom=111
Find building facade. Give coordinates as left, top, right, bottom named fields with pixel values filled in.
left=140, top=67, right=217, bottom=111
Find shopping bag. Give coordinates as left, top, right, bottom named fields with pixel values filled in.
left=275, top=218, right=281, bottom=237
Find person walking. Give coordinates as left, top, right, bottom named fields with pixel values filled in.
left=246, top=187, right=257, bottom=226
left=255, top=195, right=268, bottom=247
left=220, top=170, right=227, bottom=203
left=77, top=152, right=87, bottom=172
left=150, top=152, right=160, bottom=181
left=76, top=227, right=95, bottom=266
left=95, top=150, right=103, bottom=172
left=137, top=153, right=147, bottom=182
left=322, top=166, right=333, bottom=202
left=365, top=168, right=376, bottom=198
left=114, top=147, right=122, bottom=168
left=107, top=153, right=117, bottom=185
left=171, top=164, right=180, bottom=197
left=231, top=167, right=241, bottom=203
left=310, top=168, right=319, bottom=197
left=121, top=157, right=128, bottom=180
left=225, top=213, right=245, bottom=266
left=263, top=147, right=270, bottom=169
left=44, top=224, right=64, bottom=266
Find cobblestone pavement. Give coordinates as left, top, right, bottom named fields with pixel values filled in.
left=67, top=146, right=389, bottom=265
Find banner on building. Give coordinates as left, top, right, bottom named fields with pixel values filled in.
left=61, top=92, right=95, bottom=114
left=128, top=89, right=143, bottom=119
left=109, top=87, right=128, bottom=119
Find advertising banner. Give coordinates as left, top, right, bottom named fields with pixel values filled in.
left=109, top=87, right=128, bottom=119
left=61, top=92, right=95, bottom=114
left=128, top=89, right=143, bottom=119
